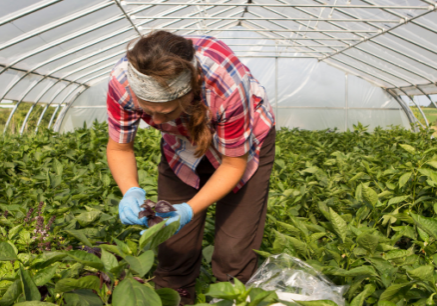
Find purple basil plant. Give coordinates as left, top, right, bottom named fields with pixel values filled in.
left=138, top=199, right=176, bottom=227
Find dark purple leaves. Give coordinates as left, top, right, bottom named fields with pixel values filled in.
left=155, top=200, right=176, bottom=213
left=138, top=199, right=174, bottom=227
left=141, top=199, right=156, bottom=208
left=148, top=216, right=164, bottom=227
left=138, top=206, right=154, bottom=219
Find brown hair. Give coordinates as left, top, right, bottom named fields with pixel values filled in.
left=127, top=30, right=211, bottom=157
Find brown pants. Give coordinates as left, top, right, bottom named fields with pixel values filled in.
left=154, top=127, right=276, bottom=289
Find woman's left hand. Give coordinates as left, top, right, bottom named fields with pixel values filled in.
left=140, top=203, right=193, bottom=235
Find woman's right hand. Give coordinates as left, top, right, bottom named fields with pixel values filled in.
left=118, top=187, right=147, bottom=225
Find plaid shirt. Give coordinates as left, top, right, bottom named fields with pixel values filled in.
left=107, top=35, right=275, bottom=191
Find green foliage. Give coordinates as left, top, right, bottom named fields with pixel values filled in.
left=2, top=122, right=437, bottom=305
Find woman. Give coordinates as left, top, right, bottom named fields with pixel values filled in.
left=106, top=31, right=275, bottom=303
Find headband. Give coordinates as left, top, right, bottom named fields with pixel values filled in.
left=127, top=57, right=197, bottom=103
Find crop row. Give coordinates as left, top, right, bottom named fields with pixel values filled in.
left=1, top=122, right=437, bottom=305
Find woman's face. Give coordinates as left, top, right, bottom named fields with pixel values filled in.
left=137, top=91, right=194, bottom=124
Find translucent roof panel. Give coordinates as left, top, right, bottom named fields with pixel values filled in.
left=0, top=0, right=436, bottom=133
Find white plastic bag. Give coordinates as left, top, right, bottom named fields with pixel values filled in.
left=246, top=254, right=348, bottom=306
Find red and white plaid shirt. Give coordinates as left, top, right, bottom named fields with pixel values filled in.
left=107, top=36, right=275, bottom=191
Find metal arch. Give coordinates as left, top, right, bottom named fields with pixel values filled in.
left=0, top=0, right=62, bottom=27
left=124, top=3, right=432, bottom=10
left=385, top=89, right=418, bottom=127
left=54, top=70, right=113, bottom=132
left=360, top=0, right=437, bottom=36
left=327, top=57, right=428, bottom=128
left=4, top=57, right=114, bottom=134
left=275, top=1, right=437, bottom=90
left=353, top=46, right=435, bottom=84
left=0, top=41, right=129, bottom=110
left=1, top=0, right=229, bottom=75
left=113, top=0, right=142, bottom=36
left=5, top=0, right=234, bottom=109
left=320, top=8, right=436, bottom=61
left=327, top=57, right=398, bottom=87
left=0, top=0, right=232, bottom=85
left=0, top=1, right=115, bottom=51
left=133, top=16, right=403, bottom=23
left=368, top=40, right=437, bottom=72
left=50, top=86, right=87, bottom=130
left=399, top=88, right=429, bottom=127
left=416, top=86, right=437, bottom=109
left=35, top=85, right=80, bottom=133
left=20, top=56, right=121, bottom=134
left=386, top=32, right=437, bottom=57
left=306, top=0, right=437, bottom=73
left=2, top=75, right=81, bottom=134
left=0, top=15, right=126, bottom=75
left=339, top=53, right=418, bottom=86
left=0, top=30, right=136, bottom=101
left=19, top=81, right=69, bottom=135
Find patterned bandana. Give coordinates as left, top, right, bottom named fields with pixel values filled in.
left=127, top=58, right=196, bottom=103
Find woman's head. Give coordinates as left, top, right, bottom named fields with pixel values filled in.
left=126, top=31, right=211, bottom=157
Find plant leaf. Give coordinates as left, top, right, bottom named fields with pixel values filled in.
left=54, top=276, right=100, bottom=293
left=101, top=248, right=118, bottom=272
left=362, top=186, right=378, bottom=206
left=0, top=279, right=22, bottom=306
left=399, top=172, right=412, bottom=189
left=112, top=277, right=162, bottom=306
left=379, top=282, right=414, bottom=301
left=63, top=289, right=103, bottom=306
left=387, top=195, right=409, bottom=206
left=357, top=233, right=379, bottom=254
left=350, top=284, right=376, bottom=306
left=155, top=288, right=181, bottom=306
left=0, top=242, right=18, bottom=261
left=124, top=250, right=154, bottom=277
left=66, top=250, right=104, bottom=270
left=139, top=220, right=166, bottom=250
left=399, top=144, right=416, bottom=154
left=33, top=263, right=59, bottom=287
left=411, top=213, right=437, bottom=240
left=19, top=264, right=41, bottom=301
left=206, top=282, right=240, bottom=300
left=329, top=208, right=347, bottom=242
left=76, top=211, right=102, bottom=227
left=64, top=229, right=93, bottom=247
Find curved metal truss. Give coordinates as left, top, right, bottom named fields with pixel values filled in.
left=0, top=0, right=436, bottom=133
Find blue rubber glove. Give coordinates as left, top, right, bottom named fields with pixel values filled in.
left=118, top=187, right=146, bottom=225
left=140, top=203, right=193, bottom=235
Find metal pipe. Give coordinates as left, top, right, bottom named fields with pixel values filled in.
left=386, top=88, right=417, bottom=128
left=0, top=1, right=114, bottom=51
left=132, top=16, right=402, bottom=23
left=137, top=27, right=380, bottom=33
left=400, top=88, right=429, bottom=127
left=47, top=104, right=61, bottom=130
left=54, top=70, right=112, bottom=132
left=124, top=2, right=433, bottom=10
left=320, top=6, right=436, bottom=61
left=0, top=48, right=124, bottom=105
left=354, top=46, right=435, bottom=84
left=217, top=37, right=361, bottom=40
left=113, top=0, right=142, bottom=36
left=0, top=0, right=62, bottom=27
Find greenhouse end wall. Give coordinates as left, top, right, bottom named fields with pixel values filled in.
left=59, top=57, right=411, bottom=133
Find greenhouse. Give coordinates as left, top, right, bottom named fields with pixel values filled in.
left=1, top=0, right=437, bottom=305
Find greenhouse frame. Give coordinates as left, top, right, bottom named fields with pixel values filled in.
left=0, top=0, right=437, bottom=134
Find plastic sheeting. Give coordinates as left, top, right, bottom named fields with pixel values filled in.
left=1, top=0, right=436, bottom=133
left=58, top=29, right=411, bottom=132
